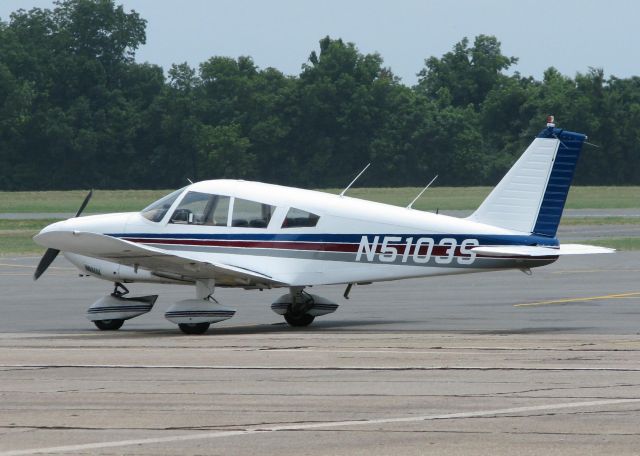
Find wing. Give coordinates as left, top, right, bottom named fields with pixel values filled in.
left=471, top=244, right=615, bottom=258
left=34, top=230, right=288, bottom=287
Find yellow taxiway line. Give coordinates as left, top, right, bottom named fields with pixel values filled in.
left=515, top=291, right=640, bottom=307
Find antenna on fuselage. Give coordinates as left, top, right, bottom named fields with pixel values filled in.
left=186, top=178, right=194, bottom=184
left=406, top=175, right=438, bottom=209
left=339, top=163, right=371, bottom=197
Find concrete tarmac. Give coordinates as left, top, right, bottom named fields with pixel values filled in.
left=1, top=252, right=640, bottom=454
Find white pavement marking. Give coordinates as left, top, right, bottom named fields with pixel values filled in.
left=1, top=399, right=639, bottom=456
left=2, top=363, right=640, bottom=371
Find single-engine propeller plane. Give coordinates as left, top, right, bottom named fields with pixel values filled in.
left=33, top=118, right=613, bottom=334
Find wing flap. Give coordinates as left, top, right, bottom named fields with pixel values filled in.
left=34, top=230, right=287, bottom=286
left=472, top=244, right=614, bottom=258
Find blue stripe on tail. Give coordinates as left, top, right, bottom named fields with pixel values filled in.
left=532, top=127, right=587, bottom=237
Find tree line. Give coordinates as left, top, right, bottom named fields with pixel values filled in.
left=1, top=0, right=638, bottom=191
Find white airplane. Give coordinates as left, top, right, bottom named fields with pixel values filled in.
left=33, top=118, right=613, bottom=334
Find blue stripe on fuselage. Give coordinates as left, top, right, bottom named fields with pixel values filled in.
left=107, top=232, right=559, bottom=247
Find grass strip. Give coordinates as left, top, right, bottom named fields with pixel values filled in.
left=1, top=186, right=639, bottom=213
left=0, top=219, right=62, bottom=230
left=579, top=237, right=640, bottom=251
left=0, top=231, right=46, bottom=256
left=559, top=217, right=640, bottom=226
left=0, top=219, right=61, bottom=256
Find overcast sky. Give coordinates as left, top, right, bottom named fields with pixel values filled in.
left=1, top=0, right=637, bottom=85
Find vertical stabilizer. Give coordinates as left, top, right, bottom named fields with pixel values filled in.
left=468, top=120, right=586, bottom=237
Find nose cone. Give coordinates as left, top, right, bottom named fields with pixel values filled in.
left=37, top=219, right=65, bottom=235
left=33, top=213, right=132, bottom=250
left=33, top=220, right=71, bottom=248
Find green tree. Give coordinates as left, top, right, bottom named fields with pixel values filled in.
left=417, top=35, right=517, bottom=108
left=290, top=36, right=402, bottom=187
left=197, top=123, right=254, bottom=178
left=1, top=6, right=639, bottom=191
left=0, top=0, right=158, bottom=189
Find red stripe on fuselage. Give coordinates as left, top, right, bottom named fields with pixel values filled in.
left=124, top=238, right=357, bottom=252
left=122, top=237, right=477, bottom=257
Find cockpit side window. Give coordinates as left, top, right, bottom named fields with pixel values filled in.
left=169, top=191, right=230, bottom=226
left=140, top=187, right=186, bottom=222
left=281, top=207, right=320, bottom=228
left=231, top=198, right=274, bottom=228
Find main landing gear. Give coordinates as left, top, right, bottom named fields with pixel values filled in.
left=271, top=287, right=339, bottom=327
left=164, top=279, right=235, bottom=335
left=94, top=319, right=124, bottom=331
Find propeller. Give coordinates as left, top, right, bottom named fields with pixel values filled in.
left=74, top=189, right=93, bottom=218
left=33, top=190, right=93, bottom=281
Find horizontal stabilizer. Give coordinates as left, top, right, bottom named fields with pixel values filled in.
left=471, top=244, right=614, bottom=258
left=553, top=244, right=616, bottom=255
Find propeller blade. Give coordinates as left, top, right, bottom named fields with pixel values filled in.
left=75, top=189, right=93, bottom=217
left=34, top=190, right=91, bottom=280
left=33, top=248, right=60, bottom=280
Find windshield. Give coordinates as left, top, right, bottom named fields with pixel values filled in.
left=141, top=187, right=186, bottom=222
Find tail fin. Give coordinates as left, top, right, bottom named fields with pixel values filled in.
left=468, top=120, right=587, bottom=237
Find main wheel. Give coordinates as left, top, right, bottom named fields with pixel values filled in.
left=94, top=319, right=124, bottom=331
left=284, top=312, right=315, bottom=327
left=178, top=322, right=210, bottom=334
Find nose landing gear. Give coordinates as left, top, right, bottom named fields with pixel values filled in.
left=87, top=282, right=157, bottom=331
left=271, top=287, right=339, bottom=327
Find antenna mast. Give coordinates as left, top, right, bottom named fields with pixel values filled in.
left=406, top=175, right=438, bottom=209
left=340, top=163, right=371, bottom=197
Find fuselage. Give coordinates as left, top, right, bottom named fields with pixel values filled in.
left=44, top=180, right=560, bottom=287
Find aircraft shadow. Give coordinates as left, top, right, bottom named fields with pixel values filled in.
left=37, top=319, right=417, bottom=338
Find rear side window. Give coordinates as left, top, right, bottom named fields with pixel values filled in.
left=232, top=198, right=275, bottom=228
left=282, top=207, right=320, bottom=228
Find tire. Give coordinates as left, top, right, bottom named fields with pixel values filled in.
left=178, top=322, right=210, bottom=334
left=284, top=312, right=315, bottom=327
left=94, top=319, right=124, bottom=331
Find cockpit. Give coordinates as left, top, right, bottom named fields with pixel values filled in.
left=141, top=188, right=320, bottom=229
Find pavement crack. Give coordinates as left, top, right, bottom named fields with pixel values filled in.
left=495, top=383, right=640, bottom=395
